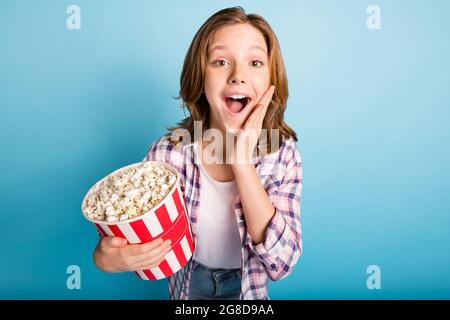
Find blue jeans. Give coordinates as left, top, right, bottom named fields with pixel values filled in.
left=188, top=260, right=242, bottom=300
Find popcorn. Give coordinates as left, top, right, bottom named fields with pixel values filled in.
left=81, top=161, right=196, bottom=281
left=84, top=162, right=177, bottom=222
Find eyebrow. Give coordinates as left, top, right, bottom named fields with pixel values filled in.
left=208, top=44, right=267, bottom=55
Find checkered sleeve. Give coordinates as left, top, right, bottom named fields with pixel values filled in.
left=248, top=142, right=303, bottom=281
left=144, top=135, right=171, bottom=162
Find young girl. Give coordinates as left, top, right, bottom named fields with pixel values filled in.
left=93, top=6, right=302, bottom=300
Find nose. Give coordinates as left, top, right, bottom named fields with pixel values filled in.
left=228, top=64, right=247, bottom=85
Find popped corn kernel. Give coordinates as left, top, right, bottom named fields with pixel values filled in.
left=83, top=162, right=177, bottom=222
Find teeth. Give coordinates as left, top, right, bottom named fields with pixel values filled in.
left=228, top=95, right=246, bottom=99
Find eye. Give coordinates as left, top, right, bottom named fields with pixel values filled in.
left=251, top=60, right=264, bottom=68
left=212, top=59, right=229, bottom=67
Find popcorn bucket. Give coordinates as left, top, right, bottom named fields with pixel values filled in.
left=81, top=161, right=195, bottom=280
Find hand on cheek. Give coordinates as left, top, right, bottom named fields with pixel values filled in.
left=230, top=85, right=275, bottom=165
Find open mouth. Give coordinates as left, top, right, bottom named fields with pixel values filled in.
left=224, top=95, right=251, bottom=114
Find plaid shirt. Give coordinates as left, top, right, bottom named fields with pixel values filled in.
left=144, top=134, right=303, bottom=300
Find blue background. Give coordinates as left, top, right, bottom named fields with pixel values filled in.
left=1, top=0, right=449, bottom=299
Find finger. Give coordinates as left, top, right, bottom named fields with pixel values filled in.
left=124, top=238, right=165, bottom=256
left=256, top=85, right=275, bottom=107
left=128, top=240, right=171, bottom=263
left=256, top=86, right=275, bottom=127
left=261, top=86, right=275, bottom=112
left=134, top=247, right=171, bottom=270
left=126, top=241, right=171, bottom=269
left=245, top=85, right=274, bottom=123
left=104, top=236, right=128, bottom=248
left=244, top=99, right=270, bottom=131
left=132, top=245, right=173, bottom=270
left=139, top=238, right=167, bottom=253
left=242, top=86, right=275, bottom=131
left=243, top=105, right=262, bottom=129
left=247, top=86, right=274, bottom=126
left=138, top=240, right=171, bottom=261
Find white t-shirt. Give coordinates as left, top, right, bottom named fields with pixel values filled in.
left=193, top=151, right=242, bottom=269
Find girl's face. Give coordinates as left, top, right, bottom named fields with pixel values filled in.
left=204, top=23, right=270, bottom=133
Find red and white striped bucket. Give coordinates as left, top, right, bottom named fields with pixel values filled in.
left=81, top=161, right=194, bottom=280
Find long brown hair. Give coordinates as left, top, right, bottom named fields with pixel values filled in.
left=167, top=6, right=297, bottom=151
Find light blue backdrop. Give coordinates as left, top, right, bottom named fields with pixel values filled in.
left=1, top=0, right=449, bottom=299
